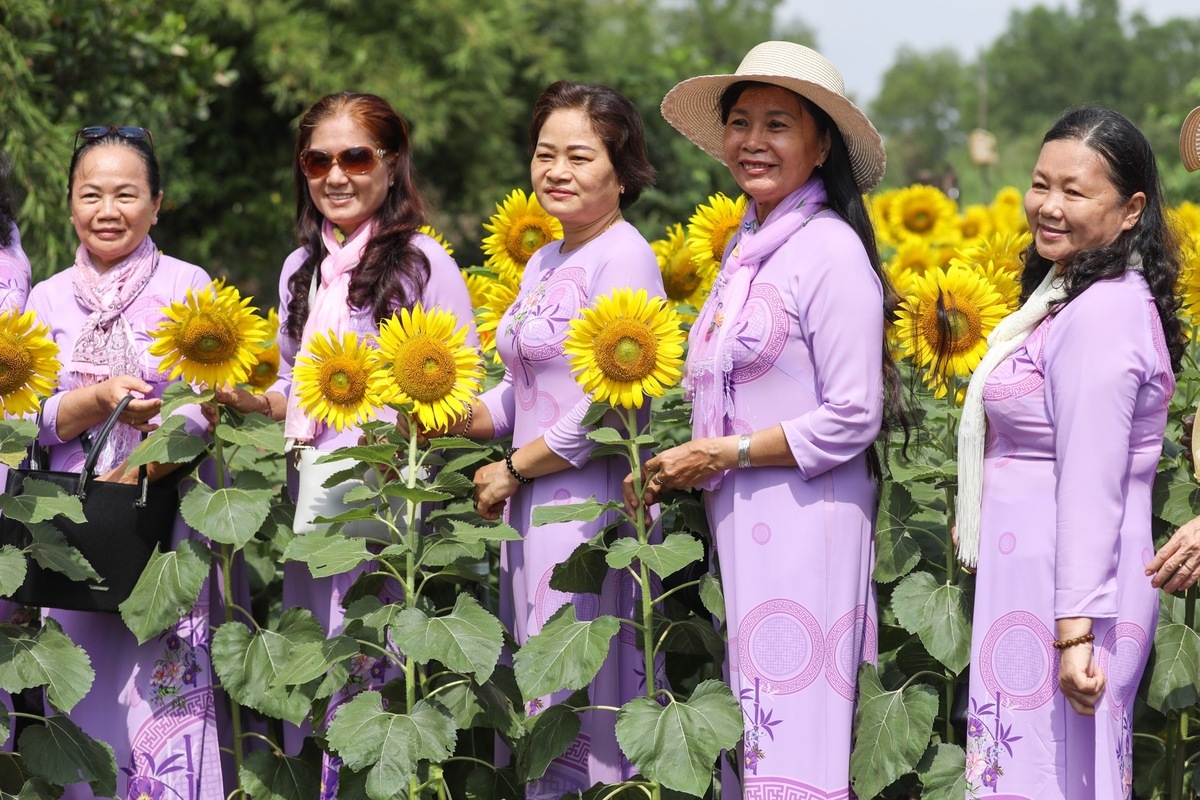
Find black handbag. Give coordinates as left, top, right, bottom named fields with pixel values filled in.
left=0, top=395, right=189, bottom=613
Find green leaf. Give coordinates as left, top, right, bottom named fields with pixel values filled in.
left=26, top=524, right=100, bottom=582
left=513, top=608, right=620, bottom=702
left=126, top=414, right=207, bottom=468
left=1153, top=465, right=1200, bottom=527
left=18, top=714, right=116, bottom=797
left=312, top=443, right=398, bottom=467
left=119, top=541, right=211, bottom=644
left=210, top=609, right=325, bottom=725
left=874, top=482, right=922, bottom=583
left=698, top=573, right=725, bottom=625
left=179, top=482, right=274, bottom=547
left=391, top=594, right=504, bottom=681
left=891, top=571, right=970, bottom=674
left=585, top=427, right=627, bottom=446
left=516, top=705, right=580, bottom=782
left=605, top=534, right=703, bottom=579
left=849, top=663, right=938, bottom=799
left=614, top=680, right=741, bottom=797
left=1147, top=622, right=1200, bottom=712
left=282, top=531, right=374, bottom=578
left=446, top=520, right=522, bottom=543
left=325, top=693, right=457, bottom=791
left=159, top=382, right=208, bottom=416
left=889, top=460, right=956, bottom=484
left=238, top=748, right=322, bottom=800
left=274, top=635, right=360, bottom=686
left=580, top=401, right=612, bottom=427
left=657, top=615, right=725, bottom=660
left=549, top=542, right=610, bottom=595
left=530, top=498, right=621, bottom=527
left=379, top=484, right=452, bottom=504
left=218, top=412, right=286, bottom=452
left=0, top=479, right=85, bottom=525
left=429, top=469, right=475, bottom=495
left=5, top=619, right=94, bottom=712
left=0, top=420, right=37, bottom=469
left=916, top=743, right=968, bottom=800
left=419, top=535, right=485, bottom=567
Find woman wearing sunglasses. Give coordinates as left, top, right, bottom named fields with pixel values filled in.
left=215, top=91, right=475, bottom=797
left=25, top=125, right=229, bottom=798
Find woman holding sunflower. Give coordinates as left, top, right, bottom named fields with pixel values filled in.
left=25, top=127, right=227, bottom=798
left=630, top=42, right=905, bottom=797
left=954, top=107, right=1183, bottom=799
left=439, top=80, right=664, bottom=796
left=214, top=91, right=475, bottom=796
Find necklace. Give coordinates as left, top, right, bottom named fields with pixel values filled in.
left=560, top=215, right=622, bottom=253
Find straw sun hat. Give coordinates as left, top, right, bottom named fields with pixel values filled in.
left=1181, top=105, right=1200, bottom=172
left=661, top=41, right=886, bottom=192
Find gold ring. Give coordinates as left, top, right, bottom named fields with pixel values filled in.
left=651, top=475, right=663, bottom=486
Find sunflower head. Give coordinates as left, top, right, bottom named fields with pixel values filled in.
left=957, top=204, right=994, bottom=242
left=482, top=189, right=563, bottom=285
left=293, top=331, right=389, bottom=432
left=1176, top=227, right=1200, bottom=328
left=244, top=308, right=280, bottom=391
left=420, top=224, right=455, bottom=257
left=475, top=278, right=519, bottom=363
left=950, top=231, right=1031, bottom=311
left=884, top=185, right=962, bottom=246
left=989, top=186, right=1029, bottom=235
left=891, top=266, right=1008, bottom=399
left=149, top=281, right=271, bottom=388
left=0, top=309, right=60, bottom=416
left=376, top=304, right=483, bottom=430
left=563, top=288, right=685, bottom=409
left=651, top=223, right=715, bottom=316
left=688, top=192, right=749, bottom=271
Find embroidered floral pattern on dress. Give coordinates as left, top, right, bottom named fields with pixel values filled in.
left=123, top=750, right=192, bottom=800
left=347, top=652, right=392, bottom=687
left=148, top=632, right=203, bottom=710
left=965, top=694, right=1022, bottom=798
left=740, top=677, right=783, bottom=776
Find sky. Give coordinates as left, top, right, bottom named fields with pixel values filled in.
left=778, top=0, right=1199, bottom=106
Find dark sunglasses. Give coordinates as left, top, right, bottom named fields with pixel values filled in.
left=299, top=147, right=387, bottom=179
left=74, top=125, right=154, bottom=150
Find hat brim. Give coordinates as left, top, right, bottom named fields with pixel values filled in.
left=1182, top=106, right=1200, bottom=172
left=661, top=73, right=886, bottom=193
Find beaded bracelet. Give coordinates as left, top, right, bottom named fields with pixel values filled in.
left=1052, top=632, right=1095, bottom=650
left=461, top=402, right=475, bottom=437
left=504, top=447, right=533, bottom=485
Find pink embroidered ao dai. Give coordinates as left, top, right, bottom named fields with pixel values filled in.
left=697, top=211, right=883, bottom=800
left=966, top=272, right=1173, bottom=799
left=477, top=222, right=666, bottom=799
left=27, top=255, right=226, bottom=800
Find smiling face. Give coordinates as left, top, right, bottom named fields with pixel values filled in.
left=69, top=143, right=162, bottom=272
left=1024, top=138, right=1146, bottom=267
left=305, top=113, right=393, bottom=236
left=531, top=107, right=622, bottom=234
left=722, top=84, right=831, bottom=222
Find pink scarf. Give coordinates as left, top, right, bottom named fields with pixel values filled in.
left=67, top=236, right=159, bottom=473
left=685, top=178, right=828, bottom=490
left=284, top=218, right=376, bottom=443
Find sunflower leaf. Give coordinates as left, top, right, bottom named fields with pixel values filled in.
left=179, top=482, right=274, bottom=547
left=586, top=428, right=628, bottom=446
left=516, top=704, right=580, bottom=782
left=26, top=523, right=100, bottom=582
left=119, top=541, right=211, bottom=644
left=530, top=498, right=621, bottom=527
left=379, top=485, right=453, bottom=504
left=0, top=420, right=37, bottom=468
left=580, top=401, right=613, bottom=428
left=605, top=534, right=703, bottom=579
left=549, top=542, right=610, bottom=595
left=159, top=382, right=210, bottom=416
left=916, top=743, right=969, bottom=800
left=419, top=535, right=485, bottom=567
left=513, top=606, right=619, bottom=701
left=315, top=444, right=404, bottom=466
left=614, top=680, right=741, bottom=797
left=218, top=412, right=285, bottom=452
left=239, top=748, right=322, bottom=800
left=325, top=693, right=456, bottom=787
left=127, top=414, right=206, bottom=468
left=282, top=531, right=374, bottom=578
left=5, top=618, right=94, bottom=713
left=18, top=715, right=115, bottom=797
left=0, top=546, right=25, bottom=597
left=698, top=573, right=725, bottom=624
left=849, top=663, right=938, bottom=798
left=211, top=608, right=324, bottom=725
left=0, top=479, right=85, bottom=524
left=874, top=482, right=922, bottom=584
left=889, top=460, right=957, bottom=485
left=1147, top=621, right=1200, bottom=711
left=891, top=571, right=971, bottom=674
left=273, top=635, right=360, bottom=686
left=391, top=594, right=504, bottom=681
left=446, top=520, right=522, bottom=542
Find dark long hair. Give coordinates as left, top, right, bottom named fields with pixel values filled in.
left=0, top=154, right=15, bottom=249
left=720, top=81, right=910, bottom=469
left=1019, top=105, right=1185, bottom=371
left=285, top=92, right=429, bottom=341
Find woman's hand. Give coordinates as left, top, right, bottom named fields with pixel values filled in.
left=625, top=437, right=734, bottom=511
left=1146, top=516, right=1200, bottom=593
left=96, top=376, right=161, bottom=433
left=473, top=460, right=520, bottom=520
left=1058, top=642, right=1106, bottom=715
left=203, top=387, right=276, bottom=430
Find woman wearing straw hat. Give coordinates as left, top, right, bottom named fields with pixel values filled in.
left=629, top=41, right=905, bottom=797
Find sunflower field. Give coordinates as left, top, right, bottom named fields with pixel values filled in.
left=0, top=182, right=1199, bottom=799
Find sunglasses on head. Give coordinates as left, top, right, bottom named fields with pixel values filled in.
left=74, top=125, right=154, bottom=150
left=299, top=147, right=388, bottom=179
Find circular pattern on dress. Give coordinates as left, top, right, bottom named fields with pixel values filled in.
left=1098, top=623, right=1148, bottom=717
left=824, top=605, right=876, bottom=700
left=730, top=285, right=788, bottom=384
left=1141, top=547, right=1153, bottom=568
left=988, top=432, right=1017, bottom=469
left=751, top=523, right=771, bottom=545
left=737, top=599, right=824, bottom=695
left=535, top=391, right=560, bottom=428
left=978, top=610, right=1057, bottom=710
left=997, top=532, right=1017, bottom=556
left=515, top=267, right=588, bottom=362
left=534, top=567, right=600, bottom=627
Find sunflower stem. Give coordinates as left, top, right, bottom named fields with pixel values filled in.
left=214, top=406, right=245, bottom=781
left=403, top=411, right=422, bottom=800
left=942, top=388, right=958, bottom=746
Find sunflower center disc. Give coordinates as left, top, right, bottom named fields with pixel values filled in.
left=0, top=341, right=33, bottom=396
left=319, top=357, right=367, bottom=405
left=595, top=323, right=658, bottom=382
left=180, top=317, right=239, bottom=364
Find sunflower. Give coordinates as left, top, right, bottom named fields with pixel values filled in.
left=464, top=272, right=493, bottom=312
left=1177, top=229, right=1200, bottom=328
left=419, top=224, right=454, bottom=257
left=989, top=186, right=1029, bottom=235
left=150, top=282, right=270, bottom=388
left=1168, top=202, right=1200, bottom=243
left=957, top=204, right=994, bottom=243
left=292, top=331, right=389, bottom=432
left=688, top=192, right=749, bottom=271
left=891, top=266, right=1008, bottom=399
left=376, top=304, right=483, bottom=430
left=0, top=309, right=60, bottom=416
left=651, top=223, right=715, bottom=316
left=950, top=231, right=1032, bottom=311
left=870, top=190, right=899, bottom=249
left=481, top=189, right=563, bottom=285
left=475, top=280, right=519, bottom=363
left=884, top=185, right=961, bottom=246
left=885, top=239, right=941, bottom=298
left=247, top=309, right=281, bottom=391
left=563, top=288, right=685, bottom=409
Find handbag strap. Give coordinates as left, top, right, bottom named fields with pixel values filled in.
left=76, top=395, right=138, bottom=501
